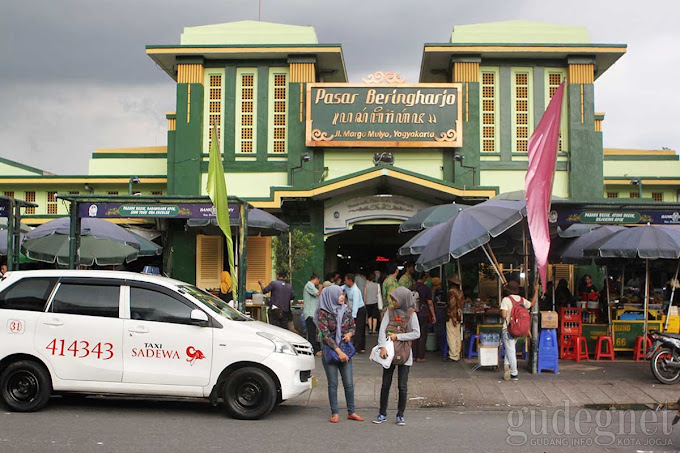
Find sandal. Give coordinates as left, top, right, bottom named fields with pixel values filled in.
left=330, top=414, right=339, bottom=423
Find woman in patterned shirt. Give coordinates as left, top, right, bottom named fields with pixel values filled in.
left=316, top=285, right=364, bottom=423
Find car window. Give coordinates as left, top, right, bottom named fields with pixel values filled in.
left=51, top=283, right=120, bottom=318
left=0, top=278, right=57, bottom=312
left=130, top=287, right=194, bottom=325
left=179, top=285, right=249, bottom=321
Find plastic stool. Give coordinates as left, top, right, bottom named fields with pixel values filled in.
left=467, top=334, right=480, bottom=359
left=633, top=336, right=652, bottom=362
left=571, top=336, right=589, bottom=362
left=594, top=336, right=615, bottom=361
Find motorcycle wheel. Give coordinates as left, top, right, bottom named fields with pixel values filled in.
left=650, top=347, right=680, bottom=385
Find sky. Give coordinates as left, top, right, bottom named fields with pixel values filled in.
left=1, top=0, right=678, bottom=175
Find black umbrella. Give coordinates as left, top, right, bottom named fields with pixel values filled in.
left=584, top=225, right=680, bottom=341
left=560, top=225, right=626, bottom=264
left=399, top=202, right=469, bottom=233
left=415, top=199, right=526, bottom=274
left=187, top=208, right=289, bottom=236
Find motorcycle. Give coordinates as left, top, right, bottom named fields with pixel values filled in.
left=647, top=331, right=680, bottom=385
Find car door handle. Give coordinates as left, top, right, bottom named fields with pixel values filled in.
left=128, top=327, right=149, bottom=334
left=43, top=319, right=64, bottom=327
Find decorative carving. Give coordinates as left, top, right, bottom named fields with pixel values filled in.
left=433, top=129, right=458, bottom=142
left=361, top=71, right=406, bottom=84
left=311, top=129, right=334, bottom=141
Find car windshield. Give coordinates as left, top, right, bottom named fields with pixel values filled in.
left=179, top=285, right=251, bottom=321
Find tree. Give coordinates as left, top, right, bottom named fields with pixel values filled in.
left=272, top=229, right=316, bottom=278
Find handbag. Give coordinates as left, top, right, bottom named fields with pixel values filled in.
left=370, top=338, right=394, bottom=369
left=377, top=292, right=384, bottom=311
left=322, top=340, right=356, bottom=364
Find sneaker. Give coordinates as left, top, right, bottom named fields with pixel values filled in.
left=503, top=364, right=510, bottom=381
left=372, top=414, right=387, bottom=424
left=396, top=416, right=406, bottom=426
left=511, top=374, right=519, bottom=381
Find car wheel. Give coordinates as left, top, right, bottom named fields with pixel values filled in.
left=223, top=367, right=277, bottom=420
left=0, top=360, right=52, bottom=412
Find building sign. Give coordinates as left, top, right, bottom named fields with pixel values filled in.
left=79, top=203, right=240, bottom=221
left=556, top=209, right=680, bottom=226
left=306, top=83, right=463, bottom=148
left=324, top=195, right=429, bottom=234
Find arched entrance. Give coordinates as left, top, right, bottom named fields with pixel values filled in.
left=324, top=223, right=415, bottom=275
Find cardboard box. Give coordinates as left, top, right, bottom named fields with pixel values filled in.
left=541, top=311, right=559, bottom=329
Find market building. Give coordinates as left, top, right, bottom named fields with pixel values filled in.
left=1, top=20, right=679, bottom=296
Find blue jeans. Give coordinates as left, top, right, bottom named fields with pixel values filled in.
left=321, top=356, right=355, bottom=415
left=502, top=328, right=518, bottom=375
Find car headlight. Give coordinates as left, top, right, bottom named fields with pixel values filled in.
left=257, top=332, right=297, bottom=355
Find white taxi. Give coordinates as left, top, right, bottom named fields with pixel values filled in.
left=0, top=270, right=315, bottom=419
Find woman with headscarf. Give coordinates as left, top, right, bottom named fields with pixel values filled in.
left=315, top=285, right=364, bottom=423
left=218, top=271, right=233, bottom=304
left=372, top=286, right=420, bottom=426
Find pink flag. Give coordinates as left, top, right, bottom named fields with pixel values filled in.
left=525, top=82, right=565, bottom=292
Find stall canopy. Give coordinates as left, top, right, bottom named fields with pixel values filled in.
left=186, top=208, right=288, bottom=236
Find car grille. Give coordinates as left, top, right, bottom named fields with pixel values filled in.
left=292, top=342, right=313, bottom=356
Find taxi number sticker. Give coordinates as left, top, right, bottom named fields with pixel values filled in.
left=7, top=320, right=24, bottom=334
left=46, top=339, right=114, bottom=360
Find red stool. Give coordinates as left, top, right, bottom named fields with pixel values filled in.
left=571, top=336, right=589, bottom=362
left=595, top=336, right=615, bottom=361
left=560, top=335, right=576, bottom=359
left=633, top=336, right=652, bottom=362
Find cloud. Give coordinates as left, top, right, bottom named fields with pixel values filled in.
left=0, top=0, right=678, bottom=175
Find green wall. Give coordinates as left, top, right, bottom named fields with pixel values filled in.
left=174, top=82, right=204, bottom=195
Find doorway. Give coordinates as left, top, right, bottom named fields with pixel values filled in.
left=324, top=224, right=415, bottom=276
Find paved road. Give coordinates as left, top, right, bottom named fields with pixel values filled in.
left=1, top=396, right=678, bottom=452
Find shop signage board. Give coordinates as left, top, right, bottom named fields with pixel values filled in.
left=78, top=203, right=240, bottom=221
left=612, top=320, right=663, bottom=351
left=306, top=83, right=463, bottom=148
left=554, top=209, right=680, bottom=226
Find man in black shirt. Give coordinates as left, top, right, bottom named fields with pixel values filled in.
left=259, top=271, right=295, bottom=331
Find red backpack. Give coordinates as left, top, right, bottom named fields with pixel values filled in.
left=507, top=296, right=531, bottom=338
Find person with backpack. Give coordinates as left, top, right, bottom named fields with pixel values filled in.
left=500, top=280, right=540, bottom=381
left=373, top=286, right=421, bottom=426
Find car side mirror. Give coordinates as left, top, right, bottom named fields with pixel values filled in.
left=190, top=309, right=210, bottom=326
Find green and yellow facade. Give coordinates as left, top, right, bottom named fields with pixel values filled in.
left=1, top=20, right=679, bottom=295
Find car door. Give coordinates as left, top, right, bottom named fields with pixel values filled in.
left=34, top=279, right=124, bottom=382
left=122, top=284, right=212, bottom=386
left=0, top=277, right=58, bottom=359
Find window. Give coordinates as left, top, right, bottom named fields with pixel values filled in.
left=607, top=192, right=619, bottom=199
left=630, top=192, right=640, bottom=198
left=24, top=191, right=35, bottom=214
left=479, top=67, right=499, bottom=152
left=196, top=235, right=223, bottom=290
left=652, top=192, right=663, bottom=202
left=269, top=69, right=288, bottom=154
left=512, top=69, right=533, bottom=153
left=246, top=236, right=271, bottom=292
left=236, top=68, right=257, bottom=154
left=68, top=191, right=79, bottom=195
left=203, top=71, right=224, bottom=153
left=50, top=283, right=120, bottom=318
left=0, top=278, right=56, bottom=312
left=151, top=191, right=163, bottom=196
left=108, top=191, right=118, bottom=196
left=47, top=191, right=57, bottom=214
left=4, top=191, right=14, bottom=198
left=545, top=69, right=568, bottom=152
left=130, top=287, right=194, bottom=325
